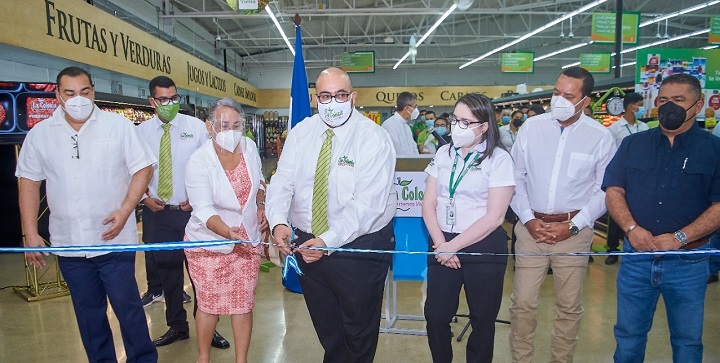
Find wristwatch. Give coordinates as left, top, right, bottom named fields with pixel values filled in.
left=674, top=230, right=689, bottom=247
left=568, top=221, right=580, bottom=236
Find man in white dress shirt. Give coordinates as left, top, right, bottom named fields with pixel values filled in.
left=382, top=91, right=420, bottom=156
left=267, top=67, right=397, bottom=363
left=604, top=92, right=648, bottom=265
left=136, top=76, right=231, bottom=348
left=509, top=67, right=617, bottom=363
left=16, top=66, right=157, bottom=362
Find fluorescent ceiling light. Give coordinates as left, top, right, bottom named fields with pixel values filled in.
left=535, top=41, right=593, bottom=62
left=640, top=1, right=720, bottom=28
left=612, top=61, right=636, bottom=69
left=459, top=0, right=607, bottom=69
left=561, top=61, right=581, bottom=69
left=394, top=4, right=458, bottom=70
left=266, top=6, right=294, bottom=56
left=703, top=45, right=719, bottom=49
left=619, top=28, right=710, bottom=55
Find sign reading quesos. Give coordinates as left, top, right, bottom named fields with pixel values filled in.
left=0, top=0, right=258, bottom=106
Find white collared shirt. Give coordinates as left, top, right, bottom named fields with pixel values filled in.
left=266, top=110, right=397, bottom=248
left=499, top=124, right=517, bottom=150
left=426, top=142, right=515, bottom=233
left=16, top=106, right=156, bottom=257
left=136, top=113, right=208, bottom=204
left=608, top=116, right=649, bottom=145
left=382, top=112, right=419, bottom=156
left=510, top=113, right=617, bottom=230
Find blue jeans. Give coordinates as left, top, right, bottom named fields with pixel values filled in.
left=614, top=239, right=708, bottom=363
left=708, top=230, right=720, bottom=275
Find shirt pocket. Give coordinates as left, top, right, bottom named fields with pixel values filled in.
left=671, top=161, right=713, bottom=200
left=329, top=165, right=356, bottom=203
left=566, top=152, right=594, bottom=180
left=626, top=159, right=655, bottom=197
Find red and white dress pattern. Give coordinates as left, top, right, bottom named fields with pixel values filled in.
left=185, top=153, right=261, bottom=315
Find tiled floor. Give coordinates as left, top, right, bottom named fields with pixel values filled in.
left=1, top=232, right=719, bottom=362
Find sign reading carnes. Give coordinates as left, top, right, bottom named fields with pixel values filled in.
left=0, top=0, right=257, bottom=106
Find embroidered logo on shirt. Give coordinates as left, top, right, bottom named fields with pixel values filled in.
left=338, top=156, right=355, bottom=167
left=468, top=165, right=482, bottom=171
left=180, top=132, right=194, bottom=140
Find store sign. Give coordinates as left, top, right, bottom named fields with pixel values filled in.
left=501, top=53, right=534, bottom=73
left=0, top=0, right=258, bottom=106
left=393, top=172, right=427, bottom=217
left=711, top=16, right=720, bottom=44
left=579, top=53, right=612, bottom=73
left=340, top=51, right=375, bottom=73
left=635, top=48, right=720, bottom=124
left=591, top=13, right=640, bottom=44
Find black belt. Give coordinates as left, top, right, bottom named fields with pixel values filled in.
left=163, top=205, right=181, bottom=211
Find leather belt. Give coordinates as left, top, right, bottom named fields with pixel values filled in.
left=533, top=210, right=580, bottom=223
left=682, top=238, right=709, bottom=250
left=163, top=205, right=181, bottom=211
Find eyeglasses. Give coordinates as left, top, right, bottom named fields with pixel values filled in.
left=71, top=134, right=79, bottom=159
left=449, top=114, right=482, bottom=129
left=210, top=118, right=244, bottom=131
left=317, top=92, right=351, bottom=104
left=152, top=94, right=181, bottom=106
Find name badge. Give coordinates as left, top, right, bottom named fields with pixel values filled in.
left=446, top=201, right=456, bottom=226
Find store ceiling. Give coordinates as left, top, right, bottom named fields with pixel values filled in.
left=116, top=0, right=717, bottom=71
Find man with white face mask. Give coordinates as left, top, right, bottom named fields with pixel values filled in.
left=382, top=91, right=420, bottom=156
left=267, top=66, right=397, bottom=362
left=16, top=66, right=157, bottom=362
left=509, top=67, right=616, bottom=363
left=135, top=76, right=232, bottom=349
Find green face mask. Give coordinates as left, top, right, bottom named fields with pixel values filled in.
left=157, top=103, right=180, bottom=121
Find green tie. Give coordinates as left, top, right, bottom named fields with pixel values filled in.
left=311, top=129, right=334, bottom=236
left=158, top=123, right=173, bottom=202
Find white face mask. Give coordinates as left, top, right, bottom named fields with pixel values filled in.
left=550, top=95, right=586, bottom=122
left=214, top=130, right=245, bottom=153
left=61, top=95, right=94, bottom=121
left=410, top=107, right=420, bottom=120
left=451, top=123, right=483, bottom=148
left=318, top=98, right=353, bottom=127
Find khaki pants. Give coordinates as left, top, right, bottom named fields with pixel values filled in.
left=508, top=222, right=593, bottom=363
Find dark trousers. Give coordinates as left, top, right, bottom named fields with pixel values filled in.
left=425, top=227, right=508, bottom=363
left=58, top=252, right=158, bottom=363
left=607, top=215, right=623, bottom=252
left=294, top=223, right=395, bottom=363
left=142, top=206, right=190, bottom=332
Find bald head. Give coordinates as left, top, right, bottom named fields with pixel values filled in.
left=316, top=67, right=352, bottom=89
left=314, top=66, right=356, bottom=107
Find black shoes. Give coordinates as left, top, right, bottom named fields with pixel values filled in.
left=153, top=328, right=189, bottom=346
left=211, top=330, right=230, bottom=349
left=140, top=291, right=163, bottom=307
left=709, top=274, right=719, bottom=284
left=605, top=254, right=619, bottom=265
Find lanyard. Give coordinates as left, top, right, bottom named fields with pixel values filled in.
left=449, top=149, right=481, bottom=200
left=510, top=131, right=515, bottom=142
left=624, top=123, right=638, bottom=135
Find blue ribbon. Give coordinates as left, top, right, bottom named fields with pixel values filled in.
left=6, top=239, right=720, bottom=258
left=282, top=254, right=304, bottom=277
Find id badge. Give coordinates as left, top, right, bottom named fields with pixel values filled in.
left=446, top=201, right=456, bottom=226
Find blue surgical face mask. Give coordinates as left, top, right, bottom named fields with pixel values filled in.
left=426, top=119, right=435, bottom=128
left=419, top=115, right=426, bottom=122
left=434, top=126, right=447, bottom=136
left=635, top=106, right=646, bottom=119
left=523, top=114, right=527, bottom=121
left=501, top=115, right=511, bottom=124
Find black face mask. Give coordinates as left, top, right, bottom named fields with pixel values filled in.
left=658, top=101, right=695, bottom=131
left=512, top=119, right=524, bottom=128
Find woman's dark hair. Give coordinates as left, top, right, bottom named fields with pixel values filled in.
left=448, top=93, right=506, bottom=165
left=528, top=104, right=545, bottom=115
left=511, top=110, right=524, bottom=119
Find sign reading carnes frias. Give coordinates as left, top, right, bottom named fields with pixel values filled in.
left=0, top=0, right=258, bottom=106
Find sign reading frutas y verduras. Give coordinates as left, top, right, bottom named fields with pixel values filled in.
left=710, top=16, right=720, bottom=44
left=501, top=52, right=534, bottom=73
left=393, top=172, right=427, bottom=217
left=591, top=13, right=640, bottom=44
left=579, top=53, right=612, bottom=73
left=0, top=0, right=258, bottom=106
left=340, top=51, right=376, bottom=73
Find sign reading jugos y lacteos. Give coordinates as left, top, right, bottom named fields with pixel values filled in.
left=0, top=0, right=258, bottom=106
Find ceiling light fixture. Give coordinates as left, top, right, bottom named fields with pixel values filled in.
left=534, top=41, right=593, bottom=62
left=393, top=4, right=458, bottom=69
left=640, top=1, right=720, bottom=28
left=703, top=45, right=719, bottom=49
left=266, top=5, right=295, bottom=56
left=459, top=0, right=607, bottom=69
